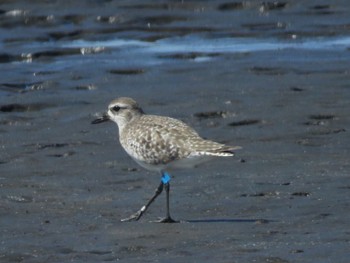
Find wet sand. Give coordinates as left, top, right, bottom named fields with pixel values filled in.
left=1, top=1, right=350, bottom=262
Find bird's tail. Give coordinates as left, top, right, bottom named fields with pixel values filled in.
left=205, top=145, right=242, bottom=156
left=216, top=145, right=242, bottom=156
left=194, top=142, right=242, bottom=157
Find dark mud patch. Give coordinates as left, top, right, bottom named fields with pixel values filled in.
left=307, top=4, right=337, bottom=15
left=159, top=52, right=220, bottom=60
left=218, top=2, right=246, bottom=11
left=74, top=84, right=97, bottom=91
left=241, top=191, right=279, bottom=197
left=260, top=1, right=288, bottom=11
left=47, top=151, right=75, bottom=158
left=0, top=53, right=19, bottom=63
left=290, top=249, right=304, bottom=254
left=291, top=192, right=310, bottom=197
left=310, top=128, right=346, bottom=136
left=109, top=69, right=145, bottom=75
left=36, top=143, right=70, bottom=149
left=303, top=114, right=336, bottom=126
left=194, top=110, right=229, bottom=119
left=48, top=29, right=86, bottom=41
left=290, top=86, right=304, bottom=92
left=0, top=103, right=55, bottom=112
left=25, top=141, right=97, bottom=150
left=302, top=115, right=346, bottom=134
left=309, top=114, right=336, bottom=121
left=228, top=119, right=260, bottom=127
left=29, top=48, right=82, bottom=60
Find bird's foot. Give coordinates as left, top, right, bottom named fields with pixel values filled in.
left=152, top=216, right=179, bottom=223
left=121, top=213, right=140, bottom=222
left=121, top=207, right=145, bottom=222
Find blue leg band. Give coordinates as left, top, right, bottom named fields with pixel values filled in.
left=161, top=172, right=171, bottom=184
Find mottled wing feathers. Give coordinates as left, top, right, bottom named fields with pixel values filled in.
left=190, top=141, right=242, bottom=157
left=121, top=115, right=195, bottom=164
left=120, top=115, right=241, bottom=165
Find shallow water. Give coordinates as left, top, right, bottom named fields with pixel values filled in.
left=1, top=1, right=350, bottom=262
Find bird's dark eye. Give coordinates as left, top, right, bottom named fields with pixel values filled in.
left=111, top=106, right=121, bottom=112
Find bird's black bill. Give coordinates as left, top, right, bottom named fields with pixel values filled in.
left=91, top=114, right=110, bottom=124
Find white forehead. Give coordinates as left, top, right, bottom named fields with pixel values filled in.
left=108, top=97, right=138, bottom=109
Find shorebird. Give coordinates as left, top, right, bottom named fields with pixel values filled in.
left=92, top=97, right=241, bottom=223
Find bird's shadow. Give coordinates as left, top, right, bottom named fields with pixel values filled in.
left=183, top=218, right=273, bottom=224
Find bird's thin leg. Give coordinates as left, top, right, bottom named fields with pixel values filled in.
left=121, top=181, right=164, bottom=222
left=157, top=172, right=178, bottom=223
left=157, top=182, right=178, bottom=223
